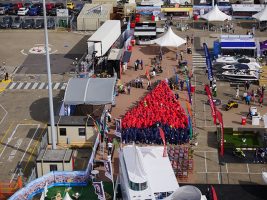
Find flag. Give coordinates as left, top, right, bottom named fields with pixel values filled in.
left=185, top=79, right=192, bottom=105
left=104, top=160, right=113, bottom=181
left=211, top=185, right=218, bottom=200
left=205, top=84, right=217, bottom=125
left=115, top=119, right=122, bottom=138
left=188, top=115, right=193, bottom=140
left=186, top=101, right=192, bottom=117
left=216, top=110, right=224, bottom=156
left=93, top=181, right=106, bottom=200
left=158, top=127, right=167, bottom=157
left=40, top=182, right=48, bottom=200
left=203, top=43, right=213, bottom=81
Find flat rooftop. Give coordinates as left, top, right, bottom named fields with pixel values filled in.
left=36, top=149, right=73, bottom=163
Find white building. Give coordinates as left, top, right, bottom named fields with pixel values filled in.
left=119, top=145, right=179, bottom=200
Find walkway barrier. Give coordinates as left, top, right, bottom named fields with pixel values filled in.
left=9, top=133, right=100, bottom=200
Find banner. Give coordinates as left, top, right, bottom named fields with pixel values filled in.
left=186, top=101, right=192, bottom=117
left=93, top=181, right=106, bottom=200
left=115, top=118, right=122, bottom=137
left=158, top=127, right=167, bottom=157
left=216, top=110, right=224, bottom=156
left=188, top=115, right=193, bottom=140
left=205, top=85, right=217, bottom=125
left=104, top=160, right=113, bottom=181
left=203, top=43, right=213, bottom=81
left=185, top=79, right=192, bottom=105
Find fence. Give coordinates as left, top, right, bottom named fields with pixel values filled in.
left=9, top=133, right=100, bottom=200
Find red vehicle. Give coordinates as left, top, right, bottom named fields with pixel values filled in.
left=46, top=3, right=54, bottom=11
left=15, top=2, right=23, bottom=9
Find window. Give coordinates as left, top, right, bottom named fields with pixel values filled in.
left=59, top=128, right=66, bottom=136
left=78, top=128, right=85, bottom=136
left=50, top=164, right=58, bottom=171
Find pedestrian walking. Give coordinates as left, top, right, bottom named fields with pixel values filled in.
left=235, top=86, right=240, bottom=99
left=134, top=60, right=138, bottom=71
left=127, top=84, right=131, bottom=95
left=176, top=51, right=179, bottom=61
left=140, top=59, right=143, bottom=70
left=259, top=95, right=263, bottom=107
left=108, top=140, right=113, bottom=155
left=180, top=80, right=184, bottom=90
left=4, top=72, right=8, bottom=81
left=180, top=51, right=184, bottom=60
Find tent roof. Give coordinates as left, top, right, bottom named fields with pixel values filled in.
left=171, top=185, right=202, bottom=200
left=152, top=27, right=186, bottom=47
left=201, top=5, right=232, bottom=21
left=64, top=77, right=116, bottom=105
left=252, top=6, right=267, bottom=22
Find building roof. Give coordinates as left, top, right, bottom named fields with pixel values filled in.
left=77, top=3, right=112, bottom=19
left=123, top=145, right=179, bottom=193
left=36, top=149, right=73, bottom=163
left=64, top=77, right=116, bottom=105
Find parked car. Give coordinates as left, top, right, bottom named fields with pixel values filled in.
left=14, top=2, right=23, bottom=9
left=67, top=2, right=75, bottom=10
left=2, top=3, right=13, bottom=10
left=47, top=18, right=55, bottom=29
left=7, top=4, right=19, bottom=15
left=0, top=16, right=13, bottom=28
left=55, top=3, right=65, bottom=9
left=22, top=18, right=34, bottom=29
left=24, top=2, right=32, bottom=9
left=11, top=16, right=22, bottom=28
left=34, top=19, right=44, bottom=29
left=28, top=5, right=41, bottom=16
left=0, top=7, right=8, bottom=15
left=46, top=3, right=54, bottom=11
left=48, top=8, right=57, bottom=16
left=17, top=7, right=29, bottom=15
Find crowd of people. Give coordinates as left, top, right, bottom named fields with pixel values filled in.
left=239, top=82, right=265, bottom=107
left=121, top=81, right=190, bottom=144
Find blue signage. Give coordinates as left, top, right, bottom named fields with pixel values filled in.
left=203, top=43, right=213, bottom=81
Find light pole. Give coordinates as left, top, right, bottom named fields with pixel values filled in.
left=43, top=0, right=57, bottom=149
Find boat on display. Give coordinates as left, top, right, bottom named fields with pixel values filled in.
left=222, top=70, right=259, bottom=81
left=215, top=55, right=256, bottom=64
left=222, top=63, right=262, bottom=71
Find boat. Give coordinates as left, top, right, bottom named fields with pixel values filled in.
left=222, top=70, right=259, bottom=81
left=215, top=55, right=256, bottom=64
left=222, top=63, right=262, bottom=71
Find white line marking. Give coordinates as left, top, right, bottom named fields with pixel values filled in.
left=38, top=82, right=45, bottom=89
left=20, top=49, right=28, bottom=56
left=0, top=104, right=8, bottom=125
left=204, top=152, right=207, bottom=173
left=226, top=163, right=228, bottom=173
left=24, top=82, right=31, bottom=90
left=8, top=82, right=16, bottom=89
left=32, top=82, right=39, bottom=89
left=10, top=124, right=40, bottom=183
left=0, top=125, right=19, bottom=158
left=218, top=172, right=221, bottom=184
left=197, top=171, right=262, bottom=174
left=53, top=83, right=60, bottom=90
left=16, top=82, right=24, bottom=89
left=247, top=164, right=250, bottom=174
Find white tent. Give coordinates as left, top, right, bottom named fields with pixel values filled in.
left=152, top=27, right=186, bottom=47
left=63, top=192, right=72, bottom=200
left=252, top=6, right=267, bottom=22
left=201, top=5, right=232, bottom=22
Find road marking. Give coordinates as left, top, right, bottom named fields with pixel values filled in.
left=38, top=82, right=45, bottom=89
left=8, top=82, right=17, bottom=89
left=10, top=124, right=40, bottom=183
left=32, top=82, right=39, bottom=89
left=24, top=82, right=31, bottom=90
left=226, top=163, right=228, bottom=173
left=20, top=49, right=28, bottom=56
left=204, top=151, right=207, bottom=173
left=247, top=163, right=250, bottom=174
left=0, top=104, right=8, bottom=125
left=23, top=125, right=47, bottom=172
left=53, top=82, right=60, bottom=90
left=16, top=82, right=24, bottom=89
left=0, top=122, right=13, bottom=153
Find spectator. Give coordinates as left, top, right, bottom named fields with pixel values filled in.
left=259, top=95, right=263, bottom=107
left=108, top=140, right=113, bottom=155
left=140, top=59, right=143, bottom=70
left=134, top=60, right=138, bottom=71
left=235, top=86, right=240, bottom=99
left=127, top=85, right=131, bottom=95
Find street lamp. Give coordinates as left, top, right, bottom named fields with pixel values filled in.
left=43, top=0, right=57, bottom=149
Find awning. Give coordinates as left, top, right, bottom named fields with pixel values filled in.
left=161, top=7, right=193, bottom=12
left=64, top=77, right=116, bottom=105
left=108, top=48, right=123, bottom=60
left=122, top=51, right=132, bottom=63
left=220, top=35, right=256, bottom=49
